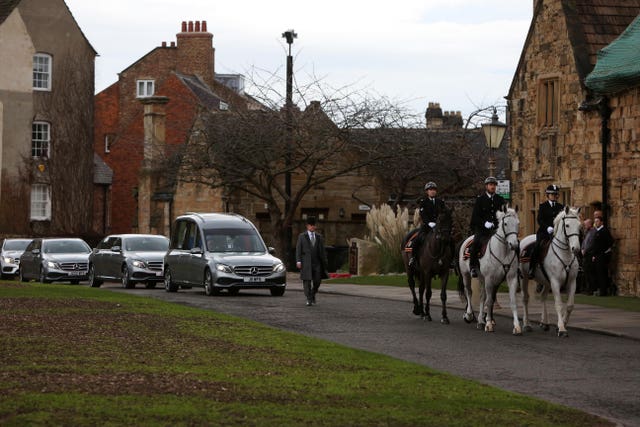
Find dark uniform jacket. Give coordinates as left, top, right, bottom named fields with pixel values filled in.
left=586, top=226, right=614, bottom=259
left=536, top=200, right=564, bottom=241
left=418, top=197, right=446, bottom=227
left=470, top=192, right=506, bottom=235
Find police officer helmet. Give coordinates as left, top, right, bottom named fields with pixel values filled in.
left=545, top=184, right=559, bottom=194
left=484, top=176, right=498, bottom=185
left=424, top=181, right=437, bottom=190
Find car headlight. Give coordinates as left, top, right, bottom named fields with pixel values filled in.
left=3, top=257, right=13, bottom=264
left=273, top=263, right=286, bottom=273
left=131, top=260, right=147, bottom=268
left=216, top=263, right=233, bottom=273
left=46, top=261, right=60, bottom=269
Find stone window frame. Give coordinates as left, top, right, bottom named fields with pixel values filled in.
left=537, top=76, right=560, bottom=130
left=30, top=184, right=51, bottom=221
left=32, top=121, right=50, bottom=158
left=136, top=79, right=155, bottom=98
left=33, top=53, right=52, bottom=91
left=104, top=133, right=115, bottom=154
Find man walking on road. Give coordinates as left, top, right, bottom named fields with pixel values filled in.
left=296, top=216, right=328, bottom=306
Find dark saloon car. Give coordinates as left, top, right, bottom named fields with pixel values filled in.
left=19, top=238, right=91, bottom=284
left=88, top=234, right=169, bottom=289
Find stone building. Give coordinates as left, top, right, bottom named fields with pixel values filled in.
left=0, top=0, right=96, bottom=236
left=506, top=0, right=640, bottom=295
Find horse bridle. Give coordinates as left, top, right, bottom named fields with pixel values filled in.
left=550, top=214, right=580, bottom=287
left=488, top=211, right=519, bottom=276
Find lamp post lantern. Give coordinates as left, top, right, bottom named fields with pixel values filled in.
left=481, top=107, right=507, bottom=178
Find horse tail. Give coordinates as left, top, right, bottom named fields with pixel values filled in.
left=457, top=272, right=466, bottom=300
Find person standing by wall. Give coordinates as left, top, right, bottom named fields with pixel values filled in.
left=580, top=218, right=596, bottom=294
left=296, top=216, right=328, bottom=306
left=587, top=212, right=614, bottom=296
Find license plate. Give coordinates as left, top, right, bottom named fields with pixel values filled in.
left=243, top=276, right=265, bottom=283
left=68, top=271, right=86, bottom=276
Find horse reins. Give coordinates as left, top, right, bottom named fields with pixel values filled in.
left=488, top=212, right=519, bottom=279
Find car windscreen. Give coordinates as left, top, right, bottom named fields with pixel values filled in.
left=3, top=240, right=30, bottom=251
left=204, top=228, right=266, bottom=253
left=125, top=237, right=169, bottom=252
left=43, top=240, right=91, bottom=254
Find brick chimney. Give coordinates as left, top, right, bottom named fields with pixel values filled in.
left=176, top=20, right=215, bottom=88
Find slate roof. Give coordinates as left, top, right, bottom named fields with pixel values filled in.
left=175, top=73, right=223, bottom=111
left=0, top=0, right=20, bottom=26
left=93, top=153, right=113, bottom=185
left=509, top=0, right=640, bottom=97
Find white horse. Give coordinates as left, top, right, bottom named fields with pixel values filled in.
left=457, top=206, right=521, bottom=334
left=519, top=207, right=581, bottom=337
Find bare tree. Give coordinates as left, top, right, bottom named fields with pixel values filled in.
left=175, top=76, right=414, bottom=260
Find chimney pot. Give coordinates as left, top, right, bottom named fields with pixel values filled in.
left=188, top=21, right=194, bottom=32
left=170, top=41, right=175, bottom=47
left=162, top=41, right=167, bottom=47
left=202, top=21, right=207, bottom=32
left=195, top=21, right=201, bottom=32
left=181, top=21, right=187, bottom=32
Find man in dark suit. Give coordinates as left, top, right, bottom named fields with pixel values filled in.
left=408, top=181, right=448, bottom=267
left=469, top=176, right=506, bottom=278
left=587, top=213, right=614, bottom=296
left=296, top=216, right=328, bottom=306
left=528, top=184, right=565, bottom=278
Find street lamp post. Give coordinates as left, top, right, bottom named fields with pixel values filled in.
left=481, top=107, right=507, bottom=177
left=282, top=29, right=297, bottom=266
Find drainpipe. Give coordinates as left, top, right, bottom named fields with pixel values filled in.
left=578, top=96, right=611, bottom=222
left=599, top=98, right=611, bottom=223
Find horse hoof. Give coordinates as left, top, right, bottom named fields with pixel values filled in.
left=558, top=330, right=569, bottom=338
left=412, top=306, right=422, bottom=316
left=441, top=317, right=450, bottom=325
left=524, top=325, right=533, bottom=333
left=423, top=314, right=432, bottom=322
left=476, top=323, right=485, bottom=330
left=485, top=324, right=495, bottom=333
left=513, top=328, right=522, bottom=336
left=463, top=315, right=472, bottom=324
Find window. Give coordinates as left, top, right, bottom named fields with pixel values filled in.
left=30, top=184, right=51, bottom=220
left=104, top=133, right=115, bottom=153
left=528, top=190, right=539, bottom=235
left=136, top=80, right=155, bottom=98
left=32, top=122, right=50, bottom=158
left=537, top=78, right=559, bottom=129
left=33, top=53, right=52, bottom=91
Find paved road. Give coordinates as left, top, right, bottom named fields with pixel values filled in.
left=102, top=284, right=640, bottom=427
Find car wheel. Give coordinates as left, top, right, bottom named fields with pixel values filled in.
left=270, top=287, right=286, bottom=296
left=19, top=269, right=28, bottom=283
left=145, top=281, right=157, bottom=289
left=88, top=265, right=103, bottom=288
left=164, top=267, right=178, bottom=292
left=204, top=270, right=215, bottom=296
left=121, top=265, right=135, bottom=289
left=39, top=268, right=51, bottom=284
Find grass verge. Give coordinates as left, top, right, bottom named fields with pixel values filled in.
left=325, top=274, right=640, bottom=312
left=0, top=282, right=613, bottom=426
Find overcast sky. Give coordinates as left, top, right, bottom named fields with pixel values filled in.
left=64, top=0, right=532, bottom=120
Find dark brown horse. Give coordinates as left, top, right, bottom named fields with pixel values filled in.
left=402, top=206, right=454, bottom=323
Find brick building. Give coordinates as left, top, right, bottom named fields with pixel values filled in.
left=507, top=0, right=640, bottom=295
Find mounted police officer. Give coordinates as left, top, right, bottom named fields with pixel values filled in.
left=469, top=176, right=506, bottom=278
left=408, top=181, right=447, bottom=267
left=528, top=184, right=564, bottom=279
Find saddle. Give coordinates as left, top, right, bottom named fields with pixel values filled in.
left=519, top=239, right=551, bottom=263
left=462, top=239, right=488, bottom=260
